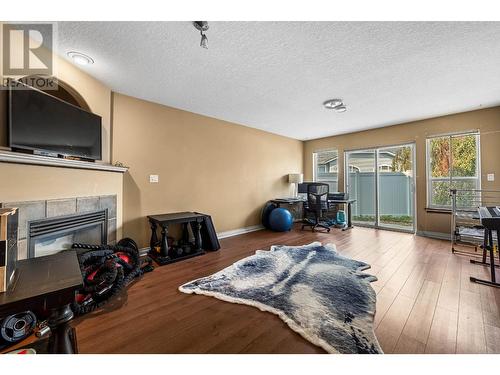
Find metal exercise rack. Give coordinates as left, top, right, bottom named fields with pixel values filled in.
left=451, top=189, right=500, bottom=256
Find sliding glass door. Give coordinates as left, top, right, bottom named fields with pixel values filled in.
left=345, top=150, right=376, bottom=226
left=345, top=143, right=415, bottom=232
left=377, top=144, right=415, bottom=231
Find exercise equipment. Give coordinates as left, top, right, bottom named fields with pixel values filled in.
left=0, top=311, right=37, bottom=344
left=148, top=212, right=213, bottom=266
left=117, top=237, right=139, bottom=252
left=199, top=214, right=221, bottom=251
left=71, top=239, right=153, bottom=316
left=269, top=208, right=293, bottom=232
left=261, top=202, right=277, bottom=229
left=0, top=251, right=82, bottom=354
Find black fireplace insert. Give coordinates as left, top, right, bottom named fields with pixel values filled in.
left=27, top=210, right=108, bottom=258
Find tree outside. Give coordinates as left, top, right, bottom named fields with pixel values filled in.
left=429, top=134, right=478, bottom=207
left=391, top=147, right=412, bottom=173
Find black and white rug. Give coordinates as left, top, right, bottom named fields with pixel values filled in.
left=179, top=242, right=382, bottom=354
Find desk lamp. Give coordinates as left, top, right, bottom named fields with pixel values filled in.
left=288, top=173, right=303, bottom=198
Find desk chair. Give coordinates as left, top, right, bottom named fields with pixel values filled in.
left=302, top=183, right=331, bottom=232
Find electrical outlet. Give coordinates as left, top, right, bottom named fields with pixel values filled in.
left=149, top=174, right=159, bottom=183
left=487, top=173, right=495, bottom=182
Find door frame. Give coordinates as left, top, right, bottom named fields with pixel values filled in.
left=344, top=142, right=417, bottom=234
left=344, top=148, right=377, bottom=227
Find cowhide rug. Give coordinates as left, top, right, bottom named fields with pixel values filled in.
left=179, top=242, right=382, bottom=354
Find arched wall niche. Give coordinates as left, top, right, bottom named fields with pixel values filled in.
left=20, top=75, right=91, bottom=111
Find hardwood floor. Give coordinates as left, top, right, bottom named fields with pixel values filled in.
left=73, top=225, right=500, bottom=354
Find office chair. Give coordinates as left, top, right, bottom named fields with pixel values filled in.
left=302, top=183, right=331, bottom=232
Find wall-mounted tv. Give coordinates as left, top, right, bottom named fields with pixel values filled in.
left=9, top=81, right=102, bottom=161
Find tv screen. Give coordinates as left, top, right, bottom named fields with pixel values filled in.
left=9, top=82, right=102, bottom=160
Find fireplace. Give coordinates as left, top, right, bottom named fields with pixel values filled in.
left=28, top=210, right=108, bottom=258
left=1, top=195, right=117, bottom=260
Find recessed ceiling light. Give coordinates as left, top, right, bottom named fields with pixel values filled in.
left=323, top=99, right=347, bottom=113
left=67, top=51, right=94, bottom=66
left=323, top=99, right=343, bottom=109
left=334, top=104, right=347, bottom=113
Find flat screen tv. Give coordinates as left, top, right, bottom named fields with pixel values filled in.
left=9, top=82, right=102, bottom=161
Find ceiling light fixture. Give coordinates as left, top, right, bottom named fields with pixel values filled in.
left=323, top=99, right=347, bottom=113
left=193, top=21, right=209, bottom=49
left=333, top=104, right=347, bottom=113
left=67, top=51, right=94, bottom=66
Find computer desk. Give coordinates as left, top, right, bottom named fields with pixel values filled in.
left=270, top=198, right=306, bottom=222
left=271, top=197, right=356, bottom=230
left=327, top=199, right=356, bottom=231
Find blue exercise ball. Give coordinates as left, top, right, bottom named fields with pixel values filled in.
left=269, top=208, right=293, bottom=232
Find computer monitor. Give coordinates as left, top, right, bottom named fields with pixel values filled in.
left=298, top=182, right=312, bottom=194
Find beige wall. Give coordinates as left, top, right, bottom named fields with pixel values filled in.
left=0, top=163, right=123, bottom=239
left=304, top=106, right=500, bottom=235
left=112, top=93, right=303, bottom=247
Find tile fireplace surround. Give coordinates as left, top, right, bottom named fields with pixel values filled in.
left=1, top=195, right=117, bottom=260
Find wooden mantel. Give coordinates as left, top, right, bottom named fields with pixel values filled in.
left=0, top=150, right=128, bottom=173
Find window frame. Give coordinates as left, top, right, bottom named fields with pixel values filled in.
left=312, top=148, right=339, bottom=192
left=329, top=164, right=338, bottom=173
left=425, top=131, right=481, bottom=210
left=378, top=164, right=393, bottom=172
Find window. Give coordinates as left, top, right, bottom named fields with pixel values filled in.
left=313, top=149, right=339, bottom=192
left=378, top=164, right=393, bottom=172
left=426, top=132, right=480, bottom=209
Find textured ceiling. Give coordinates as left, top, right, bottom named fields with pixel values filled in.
left=56, top=22, right=500, bottom=140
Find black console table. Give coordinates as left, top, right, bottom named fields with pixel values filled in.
left=0, top=251, right=83, bottom=353
left=148, top=212, right=208, bottom=266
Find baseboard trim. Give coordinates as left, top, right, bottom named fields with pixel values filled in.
left=137, top=228, right=448, bottom=254
left=354, top=222, right=415, bottom=234
left=139, top=247, right=150, bottom=257
left=217, top=224, right=265, bottom=239
left=416, top=230, right=451, bottom=241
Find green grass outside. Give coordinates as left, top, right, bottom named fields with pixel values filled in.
left=353, top=215, right=413, bottom=227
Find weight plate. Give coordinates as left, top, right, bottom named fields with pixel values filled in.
left=0, top=311, right=37, bottom=343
